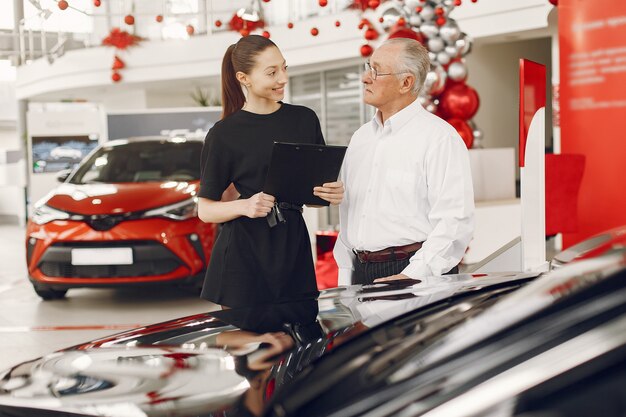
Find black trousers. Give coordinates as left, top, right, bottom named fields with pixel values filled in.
left=352, top=250, right=459, bottom=285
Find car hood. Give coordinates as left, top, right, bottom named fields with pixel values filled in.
left=0, top=272, right=539, bottom=417
left=42, top=182, right=199, bottom=215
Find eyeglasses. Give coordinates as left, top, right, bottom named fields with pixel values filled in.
left=364, top=62, right=408, bottom=80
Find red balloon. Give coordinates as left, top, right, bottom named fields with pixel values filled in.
left=58, top=0, right=68, bottom=10
left=368, top=0, right=380, bottom=8
left=335, top=20, right=341, bottom=27
left=186, top=24, right=195, bottom=35
left=124, top=14, right=135, bottom=25
left=287, top=22, right=294, bottom=29
left=262, top=30, right=271, bottom=38
left=438, top=83, right=480, bottom=119
left=155, top=15, right=163, bottom=23
left=446, top=118, right=473, bottom=149
left=388, top=28, right=425, bottom=45
left=364, top=28, right=379, bottom=40
left=360, top=44, right=373, bottom=57
left=111, top=72, right=122, bottom=83
left=319, top=0, right=328, bottom=6
left=311, top=27, right=319, bottom=36
left=548, top=0, right=557, bottom=5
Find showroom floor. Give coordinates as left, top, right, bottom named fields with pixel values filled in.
left=0, top=224, right=218, bottom=371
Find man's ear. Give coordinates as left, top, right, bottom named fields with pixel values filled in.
left=236, top=71, right=249, bottom=87
left=400, top=73, right=416, bottom=94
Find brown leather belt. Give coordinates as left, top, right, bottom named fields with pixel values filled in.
left=354, top=242, right=423, bottom=263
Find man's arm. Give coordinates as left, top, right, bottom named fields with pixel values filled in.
left=333, top=167, right=355, bottom=286
left=402, top=134, right=475, bottom=278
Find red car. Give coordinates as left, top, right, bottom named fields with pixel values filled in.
left=26, top=136, right=217, bottom=300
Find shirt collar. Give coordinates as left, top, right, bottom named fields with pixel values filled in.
left=371, top=98, right=423, bottom=134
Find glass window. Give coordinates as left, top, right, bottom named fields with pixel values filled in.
left=70, top=141, right=203, bottom=184
left=290, top=64, right=364, bottom=228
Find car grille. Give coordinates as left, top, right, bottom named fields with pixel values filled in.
left=69, top=213, right=144, bottom=231
left=38, top=241, right=182, bottom=278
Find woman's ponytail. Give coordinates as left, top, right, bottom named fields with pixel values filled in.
left=221, top=44, right=245, bottom=119
left=219, top=35, right=278, bottom=120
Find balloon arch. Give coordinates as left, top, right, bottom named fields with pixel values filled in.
left=354, top=0, right=482, bottom=148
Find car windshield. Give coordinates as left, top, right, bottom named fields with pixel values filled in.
left=69, top=140, right=203, bottom=184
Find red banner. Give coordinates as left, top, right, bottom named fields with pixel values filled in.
left=559, top=0, right=626, bottom=246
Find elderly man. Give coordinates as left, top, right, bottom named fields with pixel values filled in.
left=333, top=38, right=474, bottom=285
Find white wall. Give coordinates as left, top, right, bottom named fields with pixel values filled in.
left=146, top=90, right=204, bottom=109
left=466, top=37, right=552, bottom=169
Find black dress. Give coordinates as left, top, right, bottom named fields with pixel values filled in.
left=198, top=103, right=324, bottom=308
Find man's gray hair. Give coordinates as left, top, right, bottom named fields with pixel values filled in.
left=383, top=38, right=430, bottom=95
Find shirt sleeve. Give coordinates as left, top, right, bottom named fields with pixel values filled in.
left=198, top=127, right=232, bottom=201
left=402, top=133, right=475, bottom=277
left=333, top=161, right=355, bottom=286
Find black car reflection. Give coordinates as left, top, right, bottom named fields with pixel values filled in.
left=0, top=272, right=537, bottom=417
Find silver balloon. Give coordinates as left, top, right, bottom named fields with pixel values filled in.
left=428, top=37, right=445, bottom=53
left=444, top=45, right=458, bottom=57
left=428, top=51, right=438, bottom=65
left=418, top=95, right=431, bottom=107
left=443, top=0, right=457, bottom=7
left=447, top=60, right=468, bottom=82
left=437, top=51, right=452, bottom=66
left=468, top=120, right=483, bottom=148
left=420, top=21, right=439, bottom=39
left=419, top=5, right=435, bottom=21
left=425, top=101, right=438, bottom=114
left=409, top=14, right=423, bottom=27
left=439, top=20, right=461, bottom=44
left=455, top=33, right=473, bottom=56
left=424, top=64, right=447, bottom=96
left=379, top=2, right=407, bottom=32
left=404, top=0, right=422, bottom=9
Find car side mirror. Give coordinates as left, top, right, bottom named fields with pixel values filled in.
left=56, top=169, right=72, bottom=183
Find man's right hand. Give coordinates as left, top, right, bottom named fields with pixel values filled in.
left=242, top=192, right=276, bottom=218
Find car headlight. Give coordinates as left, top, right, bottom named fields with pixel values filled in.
left=32, top=204, right=70, bottom=225
left=143, top=197, right=198, bottom=221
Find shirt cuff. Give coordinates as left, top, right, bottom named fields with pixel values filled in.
left=337, top=267, right=353, bottom=286
left=401, top=262, right=433, bottom=279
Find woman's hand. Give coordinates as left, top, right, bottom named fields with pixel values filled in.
left=313, top=181, right=344, bottom=205
left=242, top=192, right=275, bottom=218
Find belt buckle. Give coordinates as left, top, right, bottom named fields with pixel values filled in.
left=353, top=249, right=369, bottom=264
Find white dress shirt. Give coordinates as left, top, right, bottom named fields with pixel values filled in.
left=333, top=99, right=474, bottom=285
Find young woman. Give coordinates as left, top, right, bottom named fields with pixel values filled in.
left=198, top=35, right=344, bottom=309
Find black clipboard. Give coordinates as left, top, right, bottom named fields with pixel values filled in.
left=263, top=142, right=347, bottom=206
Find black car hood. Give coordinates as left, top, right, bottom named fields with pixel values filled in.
left=0, top=272, right=538, bottom=417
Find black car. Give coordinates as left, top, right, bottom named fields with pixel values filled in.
left=266, top=251, right=626, bottom=417
left=0, top=272, right=538, bottom=417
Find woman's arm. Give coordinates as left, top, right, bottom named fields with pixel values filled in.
left=198, top=192, right=276, bottom=223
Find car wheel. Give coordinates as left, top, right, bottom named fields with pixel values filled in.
left=33, top=285, right=68, bottom=300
